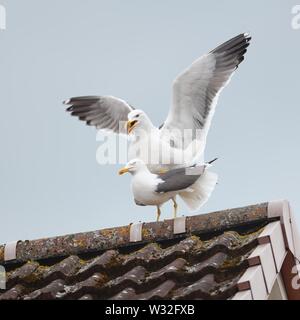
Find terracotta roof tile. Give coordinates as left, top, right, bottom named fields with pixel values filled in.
left=0, top=204, right=275, bottom=300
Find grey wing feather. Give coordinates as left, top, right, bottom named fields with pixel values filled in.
left=64, top=96, right=134, bottom=135
left=155, top=165, right=205, bottom=193
left=160, top=33, right=251, bottom=150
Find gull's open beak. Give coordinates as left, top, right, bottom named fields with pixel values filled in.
left=118, top=167, right=129, bottom=175
left=126, top=120, right=138, bottom=134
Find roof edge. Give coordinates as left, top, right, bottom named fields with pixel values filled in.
left=232, top=200, right=300, bottom=300
left=0, top=202, right=269, bottom=265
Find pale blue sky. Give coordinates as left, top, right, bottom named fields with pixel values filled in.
left=0, top=0, right=299, bottom=243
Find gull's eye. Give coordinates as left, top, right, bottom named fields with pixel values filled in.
left=135, top=114, right=140, bottom=118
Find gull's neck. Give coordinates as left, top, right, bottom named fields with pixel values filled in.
left=132, top=165, right=152, bottom=177
left=139, top=114, right=155, bottom=132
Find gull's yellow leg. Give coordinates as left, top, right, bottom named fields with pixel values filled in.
left=156, top=206, right=161, bottom=222
left=172, top=198, right=178, bottom=219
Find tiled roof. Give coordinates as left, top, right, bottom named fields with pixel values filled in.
left=0, top=201, right=299, bottom=300
left=0, top=228, right=264, bottom=300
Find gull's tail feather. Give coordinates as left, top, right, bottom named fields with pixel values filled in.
left=207, top=158, right=218, bottom=165
left=179, top=170, right=218, bottom=211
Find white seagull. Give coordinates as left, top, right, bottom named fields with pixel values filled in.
left=64, top=33, right=251, bottom=173
left=118, top=159, right=218, bottom=221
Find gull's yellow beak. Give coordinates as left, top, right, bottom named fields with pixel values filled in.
left=118, top=167, right=129, bottom=175
left=126, top=120, right=138, bottom=134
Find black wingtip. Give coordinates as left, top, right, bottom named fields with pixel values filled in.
left=211, top=32, right=252, bottom=55
left=66, top=106, right=74, bottom=112
left=241, top=33, right=252, bottom=46
left=207, top=158, right=218, bottom=165
left=63, top=99, right=71, bottom=105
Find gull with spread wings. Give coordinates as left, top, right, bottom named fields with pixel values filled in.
left=64, top=33, right=251, bottom=174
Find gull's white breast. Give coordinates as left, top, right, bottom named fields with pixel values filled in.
left=131, top=171, right=175, bottom=206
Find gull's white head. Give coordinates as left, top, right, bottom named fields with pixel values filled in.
left=118, top=159, right=147, bottom=176
left=127, top=110, right=153, bottom=134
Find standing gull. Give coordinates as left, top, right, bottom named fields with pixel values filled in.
left=64, top=33, right=251, bottom=172
left=118, top=159, right=218, bottom=221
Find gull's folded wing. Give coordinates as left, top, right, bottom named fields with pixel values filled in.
left=155, top=166, right=206, bottom=193
left=160, top=33, right=251, bottom=152
left=64, top=96, right=134, bottom=135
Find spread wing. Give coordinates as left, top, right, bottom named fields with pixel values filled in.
left=155, top=165, right=205, bottom=193
left=64, top=96, right=135, bottom=135
left=160, top=33, right=251, bottom=152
